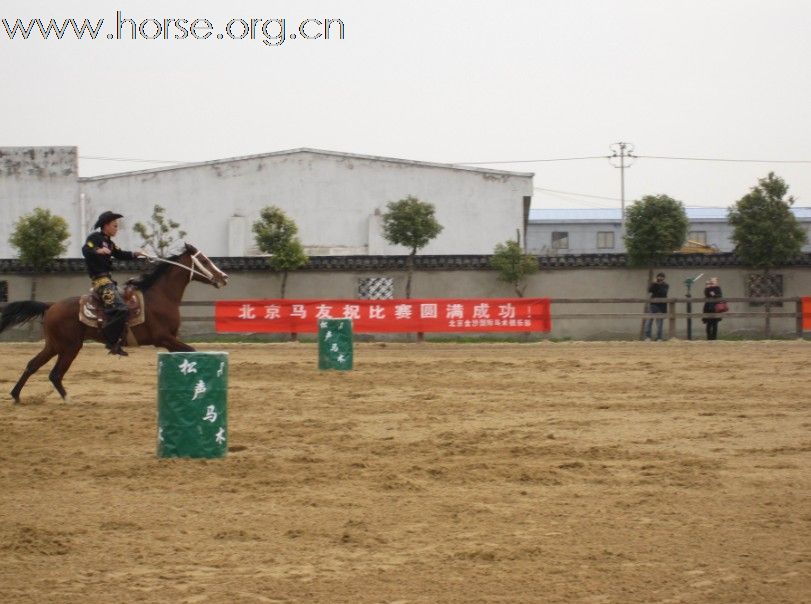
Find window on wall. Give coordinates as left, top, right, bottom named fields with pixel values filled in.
left=688, top=231, right=707, bottom=245
left=0, top=281, right=6, bottom=303
left=596, top=231, right=615, bottom=249
left=746, top=273, right=783, bottom=307
left=551, top=231, right=569, bottom=250
left=358, top=277, right=393, bottom=300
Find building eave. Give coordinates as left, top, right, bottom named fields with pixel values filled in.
left=78, top=148, right=535, bottom=181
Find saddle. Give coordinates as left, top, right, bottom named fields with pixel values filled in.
left=79, top=285, right=145, bottom=346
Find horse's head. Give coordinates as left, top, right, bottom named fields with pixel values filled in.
left=179, top=243, right=229, bottom=289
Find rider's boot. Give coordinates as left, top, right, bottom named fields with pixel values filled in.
left=103, top=313, right=128, bottom=356
left=108, top=341, right=128, bottom=356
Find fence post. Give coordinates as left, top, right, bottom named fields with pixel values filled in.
left=667, top=299, right=676, bottom=339
left=764, top=301, right=772, bottom=339
left=796, top=299, right=803, bottom=339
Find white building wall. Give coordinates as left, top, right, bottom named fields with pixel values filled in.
left=685, top=220, right=734, bottom=251
left=79, top=149, right=533, bottom=257
left=527, top=222, right=623, bottom=255
left=0, top=147, right=81, bottom=258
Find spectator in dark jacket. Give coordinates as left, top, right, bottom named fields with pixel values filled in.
left=702, top=277, right=723, bottom=340
left=644, top=272, right=669, bottom=341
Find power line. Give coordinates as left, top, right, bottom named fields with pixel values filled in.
left=534, top=186, right=620, bottom=202
left=634, top=155, right=811, bottom=164
left=81, top=152, right=811, bottom=166
left=461, top=154, right=811, bottom=165
left=459, top=155, right=609, bottom=165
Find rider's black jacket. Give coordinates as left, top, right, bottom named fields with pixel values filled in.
left=81, top=232, right=135, bottom=279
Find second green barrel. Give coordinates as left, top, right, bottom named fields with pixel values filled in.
left=318, top=318, right=353, bottom=370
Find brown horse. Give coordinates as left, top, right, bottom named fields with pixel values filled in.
left=0, top=243, right=228, bottom=403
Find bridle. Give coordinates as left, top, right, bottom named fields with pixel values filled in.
left=142, top=248, right=227, bottom=285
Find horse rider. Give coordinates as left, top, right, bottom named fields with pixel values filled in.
left=82, top=211, right=145, bottom=356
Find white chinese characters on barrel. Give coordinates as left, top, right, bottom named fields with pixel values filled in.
left=192, top=379, right=207, bottom=400
left=321, top=321, right=348, bottom=366
left=178, top=359, right=197, bottom=375
left=203, top=405, right=218, bottom=422
left=173, top=357, right=226, bottom=449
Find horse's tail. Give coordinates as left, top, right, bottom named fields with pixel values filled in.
left=0, top=301, right=52, bottom=334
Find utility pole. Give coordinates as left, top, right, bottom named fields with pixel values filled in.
left=609, top=142, right=635, bottom=233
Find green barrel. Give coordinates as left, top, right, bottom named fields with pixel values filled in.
left=318, top=318, right=353, bottom=370
left=157, top=352, right=228, bottom=458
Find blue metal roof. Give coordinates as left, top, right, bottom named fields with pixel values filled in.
left=529, top=207, right=811, bottom=222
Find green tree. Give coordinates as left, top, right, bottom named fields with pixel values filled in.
left=624, top=194, right=689, bottom=271
left=133, top=204, right=187, bottom=256
left=624, top=194, right=688, bottom=337
left=382, top=195, right=443, bottom=298
left=491, top=239, right=538, bottom=297
left=9, top=208, right=70, bottom=301
left=252, top=206, right=309, bottom=298
left=728, top=172, right=807, bottom=336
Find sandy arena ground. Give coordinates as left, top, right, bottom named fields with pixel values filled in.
left=0, top=340, right=809, bottom=603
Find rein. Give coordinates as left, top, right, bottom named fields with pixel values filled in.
left=142, top=251, right=217, bottom=283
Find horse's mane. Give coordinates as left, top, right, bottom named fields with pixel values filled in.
left=128, top=251, right=185, bottom=291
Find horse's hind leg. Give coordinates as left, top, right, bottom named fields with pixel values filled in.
left=11, top=344, right=57, bottom=403
left=48, top=344, right=83, bottom=402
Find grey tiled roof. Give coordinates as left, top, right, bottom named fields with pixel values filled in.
left=2, top=252, right=811, bottom=273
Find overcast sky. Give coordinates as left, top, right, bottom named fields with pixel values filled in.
left=3, top=0, right=809, bottom=210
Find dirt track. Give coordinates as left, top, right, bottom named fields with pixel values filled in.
left=1, top=341, right=809, bottom=603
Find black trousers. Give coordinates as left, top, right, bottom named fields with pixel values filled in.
left=705, top=319, right=720, bottom=340
left=94, top=280, right=128, bottom=347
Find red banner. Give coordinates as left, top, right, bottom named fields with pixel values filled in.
left=215, top=298, right=551, bottom=333
left=803, top=297, right=811, bottom=331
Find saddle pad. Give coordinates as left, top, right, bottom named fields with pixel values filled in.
left=79, top=289, right=146, bottom=332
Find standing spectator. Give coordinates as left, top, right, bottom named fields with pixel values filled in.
left=702, top=277, right=723, bottom=340
left=644, top=272, right=669, bottom=341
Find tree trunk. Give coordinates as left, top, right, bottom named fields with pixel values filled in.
left=639, top=267, right=653, bottom=339
left=405, top=251, right=415, bottom=299
left=763, top=267, right=772, bottom=338
left=280, top=272, right=297, bottom=341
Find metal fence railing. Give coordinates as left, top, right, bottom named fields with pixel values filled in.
left=177, top=297, right=806, bottom=339
left=549, top=296, right=804, bottom=339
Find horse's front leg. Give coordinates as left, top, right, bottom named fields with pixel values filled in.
left=160, top=337, right=196, bottom=352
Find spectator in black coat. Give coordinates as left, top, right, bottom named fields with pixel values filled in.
left=702, top=277, right=723, bottom=340
left=644, top=272, right=669, bottom=341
